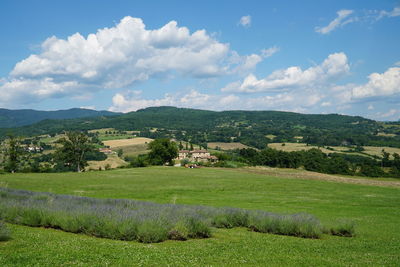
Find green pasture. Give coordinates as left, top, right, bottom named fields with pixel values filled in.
left=0, top=167, right=399, bottom=266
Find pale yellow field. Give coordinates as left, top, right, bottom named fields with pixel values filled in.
left=103, top=137, right=153, bottom=148
left=207, top=142, right=250, bottom=150
left=363, top=146, right=400, bottom=157
left=267, top=143, right=349, bottom=154
left=376, top=132, right=397, bottom=137
left=86, top=154, right=127, bottom=170
left=115, top=143, right=149, bottom=157
left=268, top=142, right=400, bottom=158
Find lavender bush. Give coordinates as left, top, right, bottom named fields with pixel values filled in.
left=0, top=187, right=348, bottom=243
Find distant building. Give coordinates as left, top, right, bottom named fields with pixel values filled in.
left=99, top=148, right=114, bottom=154
left=26, top=146, right=43, bottom=153
left=176, top=149, right=218, bottom=162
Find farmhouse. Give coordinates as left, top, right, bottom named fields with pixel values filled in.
left=176, top=149, right=218, bottom=162
left=99, top=148, right=114, bottom=154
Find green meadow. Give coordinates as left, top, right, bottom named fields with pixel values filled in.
left=0, top=167, right=399, bottom=266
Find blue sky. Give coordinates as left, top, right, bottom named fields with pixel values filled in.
left=1, top=0, right=399, bottom=120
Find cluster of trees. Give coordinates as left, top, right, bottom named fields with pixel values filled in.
left=0, top=132, right=105, bottom=173
left=126, top=139, right=178, bottom=167
left=223, top=148, right=400, bottom=178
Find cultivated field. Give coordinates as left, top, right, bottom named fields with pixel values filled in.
left=207, top=142, right=250, bottom=150
left=103, top=137, right=153, bottom=148
left=363, top=146, right=400, bottom=158
left=115, top=143, right=149, bottom=157
left=268, top=142, right=400, bottom=158
left=86, top=154, right=127, bottom=170
left=268, top=142, right=350, bottom=154
left=0, top=167, right=399, bottom=266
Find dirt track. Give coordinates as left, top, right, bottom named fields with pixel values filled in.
left=234, top=166, right=400, bottom=188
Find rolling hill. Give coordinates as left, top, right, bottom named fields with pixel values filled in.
left=1, top=106, right=399, bottom=148
left=0, top=108, right=119, bottom=128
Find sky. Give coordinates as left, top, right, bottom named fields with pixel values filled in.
left=0, top=0, right=400, bottom=120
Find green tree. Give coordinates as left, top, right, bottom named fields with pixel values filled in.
left=2, top=135, right=24, bottom=173
left=147, top=139, right=178, bottom=166
left=55, top=131, right=95, bottom=172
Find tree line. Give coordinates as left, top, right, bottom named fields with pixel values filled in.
left=223, top=148, right=400, bottom=178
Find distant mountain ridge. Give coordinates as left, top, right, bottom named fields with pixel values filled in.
left=0, top=108, right=119, bottom=128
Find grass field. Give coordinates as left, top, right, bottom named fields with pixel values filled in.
left=0, top=167, right=399, bottom=266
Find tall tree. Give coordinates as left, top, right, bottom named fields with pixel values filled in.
left=147, top=139, right=178, bottom=166
left=2, top=135, right=24, bottom=173
left=55, top=131, right=94, bottom=172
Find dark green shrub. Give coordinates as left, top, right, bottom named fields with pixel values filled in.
left=330, top=220, right=355, bottom=237
left=0, top=221, right=11, bottom=241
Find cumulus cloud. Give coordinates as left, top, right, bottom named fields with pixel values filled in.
left=222, top=52, right=349, bottom=93
left=109, top=90, right=213, bottom=112
left=315, top=9, right=354, bottom=34
left=239, top=15, right=251, bottom=27
left=109, top=88, right=324, bottom=114
left=351, top=67, right=400, bottom=98
left=3, top=16, right=272, bottom=106
left=0, top=16, right=274, bottom=107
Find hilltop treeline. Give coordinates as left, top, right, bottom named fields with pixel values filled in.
left=220, top=148, right=400, bottom=178
left=1, top=106, right=400, bottom=149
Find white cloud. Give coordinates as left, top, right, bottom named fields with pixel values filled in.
left=315, top=9, right=354, bottom=34
left=0, top=16, right=245, bottom=106
left=261, top=46, right=280, bottom=58
left=230, top=46, right=279, bottom=74
left=321, top=101, right=332, bottom=107
left=222, top=52, right=349, bottom=93
left=109, top=88, right=324, bottom=114
left=378, top=6, right=400, bottom=19
left=11, top=18, right=229, bottom=81
left=375, top=109, right=399, bottom=119
left=0, top=16, right=274, bottom=107
left=80, top=105, right=96, bottom=110
left=239, top=15, right=251, bottom=27
left=352, top=67, right=400, bottom=98
left=109, top=90, right=213, bottom=112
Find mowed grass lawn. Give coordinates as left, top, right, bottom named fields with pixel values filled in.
left=0, top=167, right=399, bottom=266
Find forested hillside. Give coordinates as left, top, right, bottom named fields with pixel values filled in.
left=0, top=108, right=119, bottom=128
left=1, top=106, right=399, bottom=148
